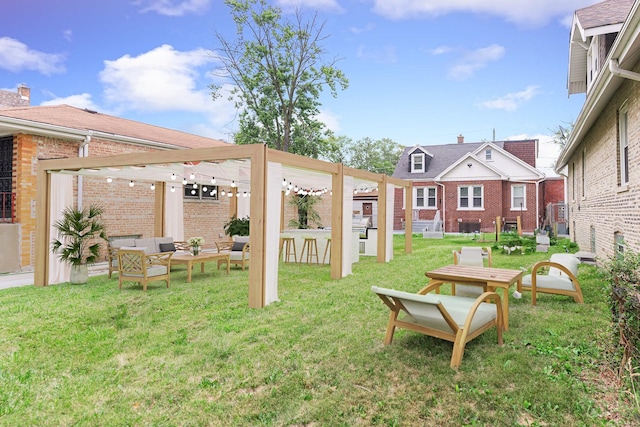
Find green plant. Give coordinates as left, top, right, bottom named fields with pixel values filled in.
left=223, top=215, right=250, bottom=236
left=288, top=194, right=322, bottom=229
left=50, top=204, right=107, bottom=266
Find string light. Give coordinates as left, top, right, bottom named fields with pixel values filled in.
left=170, top=186, right=176, bottom=193
left=106, top=177, right=112, bottom=183
left=182, top=178, right=188, bottom=185
left=189, top=173, right=195, bottom=180
left=192, top=183, right=198, bottom=189
left=150, top=183, right=155, bottom=190
left=231, top=180, right=236, bottom=188
left=171, top=173, right=176, bottom=180
left=211, top=177, right=216, bottom=184
left=221, top=190, right=226, bottom=196
left=129, top=180, right=135, bottom=187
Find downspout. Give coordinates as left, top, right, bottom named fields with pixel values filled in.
left=78, top=133, right=91, bottom=209
left=436, top=181, right=445, bottom=233
left=609, top=59, right=640, bottom=82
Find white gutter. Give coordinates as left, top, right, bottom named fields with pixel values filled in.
left=609, top=59, right=640, bottom=82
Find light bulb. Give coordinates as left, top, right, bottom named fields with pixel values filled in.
left=129, top=180, right=134, bottom=187
left=182, top=178, right=188, bottom=185
left=242, top=192, right=247, bottom=197
left=282, top=178, right=287, bottom=187
left=202, top=186, right=208, bottom=192
left=221, top=190, right=226, bottom=196
left=211, top=177, right=216, bottom=184
left=171, top=173, right=176, bottom=180
left=150, top=183, right=155, bottom=190
left=192, top=183, right=197, bottom=189
left=231, top=180, right=236, bottom=188
left=170, top=186, right=176, bottom=193
left=106, top=177, right=112, bottom=183
left=189, top=173, right=195, bottom=180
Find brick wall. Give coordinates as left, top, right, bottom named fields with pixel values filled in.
left=503, top=140, right=537, bottom=167
left=566, top=70, right=640, bottom=260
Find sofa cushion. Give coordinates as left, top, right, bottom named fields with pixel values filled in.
left=134, top=238, right=158, bottom=254
left=111, top=238, right=135, bottom=249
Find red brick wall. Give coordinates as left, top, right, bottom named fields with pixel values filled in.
left=541, top=177, right=565, bottom=205
left=503, top=140, right=537, bottom=167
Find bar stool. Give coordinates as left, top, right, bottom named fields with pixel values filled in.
left=279, top=236, right=297, bottom=263
left=300, top=237, right=319, bottom=264
left=323, top=237, right=331, bottom=264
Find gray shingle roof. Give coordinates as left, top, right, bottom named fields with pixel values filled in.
left=392, top=141, right=506, bottom=180
left=576, top=0, right=633, bottom=30
left=0, top=104, right=228, bottom=149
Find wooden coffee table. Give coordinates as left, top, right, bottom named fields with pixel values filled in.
left=171, top=252, right=230, bottom=283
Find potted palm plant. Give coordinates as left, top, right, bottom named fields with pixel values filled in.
left=51, top=204, right=108, bottom=284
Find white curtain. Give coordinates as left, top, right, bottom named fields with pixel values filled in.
left=164, top=185, right=184, bottom=240
left=264, top=162, right=282, bottom=305
left=48, top=173, right=73, bottom=284
left=342, top=176, right=354, bottom=277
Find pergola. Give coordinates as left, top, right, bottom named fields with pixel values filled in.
left=35, top=144, right=413, bottom=307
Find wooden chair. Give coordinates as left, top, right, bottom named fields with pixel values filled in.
left=372, top=285, right=503, bottom=368
left=117, top=249, right=173, bottom=291
left=519, top=253, right=583, bottom=305
left=215, top=237, right=250, bottom=270
left=451, top=247, right=492, bottom=297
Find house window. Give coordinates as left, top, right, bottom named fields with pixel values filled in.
left=485, top=149, right=492, bottom=161
left=458, top=185, right=483, bottom=209
left=619, top=103, right=629, bottom=186
left=615, top=232, right=625, bottom=257
left=511, top=184, right=525, bottom=210
left=587, top=38, right=599, bottom=91
left=411, top=152, right=425, bottom=173
left=184, top=184, right=219, bottom=201
left=414, top=186, right=436, bottom=208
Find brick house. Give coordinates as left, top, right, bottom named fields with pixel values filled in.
left=558, top=0, right=640, bottom=258
left=392, top=135, right=557, bottom=234
left=0, top=99, right=230, bottom=273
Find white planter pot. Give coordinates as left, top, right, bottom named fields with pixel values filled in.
left=70, top=264, right=88, bottom=285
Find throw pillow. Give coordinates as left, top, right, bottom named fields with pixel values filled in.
left=159, top=242, right=176, bottom=252
left=231, top=242, right=246, bottom=251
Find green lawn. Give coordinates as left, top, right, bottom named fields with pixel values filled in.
left=0, top=235, right=635, bottom=426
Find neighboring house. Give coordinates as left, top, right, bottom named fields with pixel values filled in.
left=0, top=92, right=231, bottom=273
left=558, top=0, right=640, bottom=259
left=392, top=135, right=562, bottom=234
left=0, top=85, right=30, bottom=108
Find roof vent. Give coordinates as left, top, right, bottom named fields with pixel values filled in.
left=83, top=108, right=98, bottom=114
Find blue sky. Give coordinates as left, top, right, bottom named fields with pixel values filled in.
left=0, top=0, right=599, bottom=173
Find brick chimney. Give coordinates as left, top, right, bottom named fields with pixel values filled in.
left=457, top=134, right=464, bottom=144
left=17, top=84, right=30, bottom=104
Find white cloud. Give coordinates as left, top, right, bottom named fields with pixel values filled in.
left=316, top=109, right=341, bottom=133
left=448, top=44, right=504, bottom=80
left=0, top=37, right=66, bottom=75
left=40, top=93, right=104, bottom=112
left=431, top=45, right=453, bottom=55
left=349, top=23, right=376, bottom=34
left=99, top=44, right=217, bottom=113
left=478, top=85, right=540, bottom=111
left=276, top=0, right=344, bottom=13
left=136, top=0, right=211, bottom=16
left=371, top=0, right=599, bottom=27
left=356, top=44, right=397, bottom=64
left=63, top=30, right=73, bottom=43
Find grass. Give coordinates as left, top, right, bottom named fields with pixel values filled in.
left=0, top=235, right=636, bottom=426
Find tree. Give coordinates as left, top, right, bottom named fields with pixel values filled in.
left=328, top=136, right=404, bottom=175
left=550, top=122, right=573, bottom=148
left=211, top=0, right=348, bottom=157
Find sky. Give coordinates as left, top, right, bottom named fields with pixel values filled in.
left=0, top=0, right=600, bottom=174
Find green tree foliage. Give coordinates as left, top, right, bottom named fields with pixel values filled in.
left=211, top=0, right=348, bottom=157
left=327, top=136, right=403, bottom=175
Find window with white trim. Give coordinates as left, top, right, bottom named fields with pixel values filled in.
left=410, top=152, right=425, bottom=173
left=414, top=186, right=436, bottom=208
left=184, top=184, right=219, bottom=201
left=511, top=184, right=525, bottom=210
left=619, top=103, right=629, bottom=186
left=485, top=148, right=492, bottom=161
left=458, top=185, right=483, bottom=209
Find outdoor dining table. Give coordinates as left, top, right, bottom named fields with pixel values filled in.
left=170, top=252, right=230, bottom=283
left=423, top=264, right=523, bottom=330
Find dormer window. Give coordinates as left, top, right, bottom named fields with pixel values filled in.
left=411, top=152, right=425, bottom=173
left=485, top=148, right=492, bottom=161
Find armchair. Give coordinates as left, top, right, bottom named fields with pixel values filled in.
left=215, top=236, right=250, bottom=270
left=117, top=248, right=173, bottom=291
left=519, top=253, right=583, bottom=305
left=451, top=247, right=492, bottom=297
